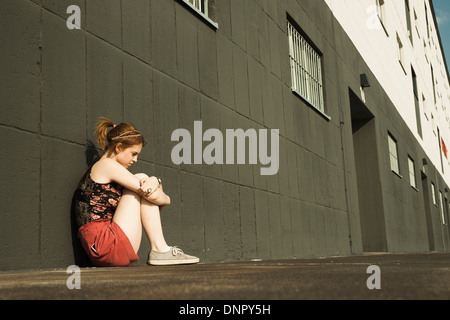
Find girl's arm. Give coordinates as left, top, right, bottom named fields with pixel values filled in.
left=138, top=176, right=171, bottom=206
left=96, top=158, right=170, bottom=206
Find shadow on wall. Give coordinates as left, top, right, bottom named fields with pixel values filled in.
left=69, top=141, right=101, bottom=267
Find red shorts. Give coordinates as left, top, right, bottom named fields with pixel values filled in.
left=78, top=219, right=139, bottom=267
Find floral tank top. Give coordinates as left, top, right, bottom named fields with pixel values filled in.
left=73, top=167, right=124, bottom=229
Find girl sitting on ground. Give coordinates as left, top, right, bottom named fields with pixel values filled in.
left=72, top=117, right=199, bottom=267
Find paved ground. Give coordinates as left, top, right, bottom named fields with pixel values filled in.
left=0, top=252, right=449, bottom=301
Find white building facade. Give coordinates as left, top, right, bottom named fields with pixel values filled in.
left=325, top=0, right=450, bottom=185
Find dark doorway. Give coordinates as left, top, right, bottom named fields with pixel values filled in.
left=421, top=171, right=435, bottom=251
left=349, top=89, right=387, bottom=252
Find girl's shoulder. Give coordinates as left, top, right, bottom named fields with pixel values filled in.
left=91, top=158, right=120, bottom=183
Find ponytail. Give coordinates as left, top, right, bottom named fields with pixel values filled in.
left=95, top=117, right=115, bottom=152
left=94, top=117, right=146, bottom=154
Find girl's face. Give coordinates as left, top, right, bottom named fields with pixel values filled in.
left=115, top=144, right=143, bottom=168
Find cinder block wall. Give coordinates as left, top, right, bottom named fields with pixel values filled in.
left=1, top=0, right=447, bottom=271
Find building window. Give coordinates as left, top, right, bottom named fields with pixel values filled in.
left=376, top=0, right=386, bottom=26
left=431, top=113, right=436, bottom=136
left=414, top=9, right=420, bottom=39
left=397, top=34, right=406, bottom=72
left=187, top=0, right=205, bottom=12
left=180, top=0, right=218, bottom=29
left=287, top=20, right=327, bottom=118
left=431, top=64, right=436, bottom=104
left=423, top=94, right=428, bottom=120
left=431, top=182, right=437, bottom=205
left=405, top=0, right=413, bottom=45
left=408, top=156, right=417, bottom=188
left=425, top=3, right=430, bottom=39
left=388, top=133, right=400, bottom=175
left=411, top=66, right=422, bottom=138
left=439, top=191, right=447, bottom=225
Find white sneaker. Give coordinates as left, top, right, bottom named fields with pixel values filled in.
left=147, top=246, right=199, bottom=266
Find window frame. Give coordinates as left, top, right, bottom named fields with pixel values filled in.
left=388, top=133, right=401, bottom=176
left=180, top=0, right=218, bottom=29
left=397, top=33, right=406, bottom=74
left=439, top=191, right=447, bottom=225
left=411, top=66, right=422, bottom=138
left=287, top=19, right=329, bottom=120
left=376, top=0, right=389, bottom=36
left=405, top=0, right=413, bottom=45
left=408, top=156, right=417, bottom=189
left=431, top=182, right=437, bottom=206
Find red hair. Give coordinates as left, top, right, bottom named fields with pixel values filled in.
left=95, top=117, right=146, bottom=154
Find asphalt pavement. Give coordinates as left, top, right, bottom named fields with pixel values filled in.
left=1, top=252, right=449, bottom=301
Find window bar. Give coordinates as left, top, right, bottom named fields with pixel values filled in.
left=309, top=46, right=313, bottom=106
left=290, top=24, right=295, bottom=91
left=300, top=35, right=305, bottom=98
left=203, top=0, right=208, bottom=16
left=317, top=54, right=321, bottom=109
left=290, top=25, right=295, bottom=91
left=301, top=38, right=306, bottom=98
left=311, top=49, right=315, bottom=107
left=292, top=26, right=298, bottom=93
left=289, top=29, right=295, bottom=91
left=298, top=33, right=303, bottom=96
left=306, top=43, right=311, bottom=104
left=298, top=33, right=304, bottom=96
left=295, top=29, right=300, bottom=94
left=314, top=52, right=318, bottom=108
left=288, top=24, right=293, bottom=88
left=311, top=48, right=315, bottom=107
left=292, top=27, right=298, bottom=93
left=318, top=59, right=323, bottom=111
left=314, top=51, right=318, bottom=108
left=295, top=29, right=301, bottom=94
left=312, top=49, right=317, bottom=108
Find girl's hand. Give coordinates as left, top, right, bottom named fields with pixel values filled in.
left=138, top=176, right=160, bottom=198
left=139, top=176, right=170, bottom=206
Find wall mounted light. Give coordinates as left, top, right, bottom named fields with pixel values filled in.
left=360, top=74, right=371, bottom=88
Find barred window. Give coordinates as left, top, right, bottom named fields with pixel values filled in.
left=288, top=21, right=325, bottom=115
left=186, top=0, right=208, bottom=15
left=181, top=0, right=218, bottom=29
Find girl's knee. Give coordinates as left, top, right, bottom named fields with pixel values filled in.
left=134, top=173, right=149, bottom=180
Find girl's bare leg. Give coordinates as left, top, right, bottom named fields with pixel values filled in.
left=113, top=189, right=143, bottom=253
left=113, top=175, right=169, bottom=254
left=140, top=199, right=169, bottom=252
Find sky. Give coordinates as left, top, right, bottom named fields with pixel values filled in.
left=433, top=0, right=450, bottom=74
